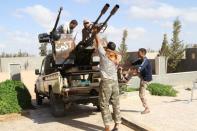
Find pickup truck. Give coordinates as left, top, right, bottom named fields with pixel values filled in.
left=34, top=54, right=100, bottom=117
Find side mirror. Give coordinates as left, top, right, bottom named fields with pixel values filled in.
left=35, top=69, right=40, bottom=75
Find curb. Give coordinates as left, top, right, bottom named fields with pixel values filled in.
left=121, top=117, right=155, bottom=131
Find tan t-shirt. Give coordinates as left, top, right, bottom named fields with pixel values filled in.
left=98, top=44, right=118, bottom=80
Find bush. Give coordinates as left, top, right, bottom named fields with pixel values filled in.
left=147, top=83, right=178, bottom=97
left=0, top=80, right=32, bottom=115
left=119, top=84, right=138, bottom=93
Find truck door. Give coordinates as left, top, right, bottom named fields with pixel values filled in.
left=37, top=59, right=46, bottom=93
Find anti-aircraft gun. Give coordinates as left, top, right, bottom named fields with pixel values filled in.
left=34, top=4, right=120, bottom=117
left=75, top=3, right=119, bottom=67
left=37, top=3, right=119, bottom=74
left=38, top=7, right=75, bottom=68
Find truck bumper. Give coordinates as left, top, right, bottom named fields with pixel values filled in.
left=63, top=95, right=99, bottom=105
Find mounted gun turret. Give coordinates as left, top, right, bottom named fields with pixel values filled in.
left=38, top=7, right=76, bottom=65
left=37, top=4, right=119, bottom=69
left=75, top=3, right=119, bottom=67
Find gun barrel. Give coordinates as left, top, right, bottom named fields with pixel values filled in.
left=52, top=7, right=63, bottom=32
left=98, top=5, right=119, bottom=31
left=101, top=3, right=110, bottom=15
left=92, top=3, right=110, bottom=27
left=82, top=4, right=119, bottom=48
left=110, top=4, right=119, bottom=15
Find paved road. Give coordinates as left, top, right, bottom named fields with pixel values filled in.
left=120, top=86, right=197, bottom=131
left=0, top=100, right=132, bottom=131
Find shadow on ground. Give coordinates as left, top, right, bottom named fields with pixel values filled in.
left=22, top=99, right=104, bottom=131
left=120, top=109, right=141, bottom=113
left=163, top=99, right=190, bottom=103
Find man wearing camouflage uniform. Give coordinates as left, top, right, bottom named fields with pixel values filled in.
left=95, top=34, right=121, bottom=131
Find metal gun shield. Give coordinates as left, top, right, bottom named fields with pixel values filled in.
left=54, top=34, right=75, bottom=64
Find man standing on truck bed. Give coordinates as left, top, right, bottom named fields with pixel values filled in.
left=95, top=34, right=121, bottom=131
left=57, top=19, right=78, bottom=35
left=82, top=19, right=92, bottom=42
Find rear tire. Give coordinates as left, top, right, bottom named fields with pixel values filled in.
left=49, top=90, right=65, bottom=117
left=36, top=93, right=43, bottom=105
left=96, top=105, right=101, bottom=111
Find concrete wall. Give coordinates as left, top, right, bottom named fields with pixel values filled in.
left=128, top=71, right=197, bottom=88
left=176, top=59, right=197, bottom=72
left=167, top=48, right=197, bottom=72
left=0, top=57, right=44, bottom=72
left=0, top=70, right=37, bottom=98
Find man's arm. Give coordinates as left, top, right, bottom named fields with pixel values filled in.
left=57, top=25, right=64, bottom=33
left=132, top=59, right=142, bottom=66
left=82, top=28, right=86, bottom=42
left=138, top=58, right=149, bottom=72
left=95, top=34, right=100, bottom=48
left=95, top=34, right=106, bottom=55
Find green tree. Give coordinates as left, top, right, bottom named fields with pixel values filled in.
left=168, top=18, right=185, bottom=72
left=39, top=43, right=47, bottom=56
left=118, top=29, right=128, bottom=64
left=17, top=49, right=23, bottom=57
left=159, top=34, right=170, bottom=56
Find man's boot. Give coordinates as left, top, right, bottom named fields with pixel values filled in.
left=105, top=125, right=110, bottom=131
left=141, top=107, right=150, bottom=114
left=112, top=123, right=119, bottom=131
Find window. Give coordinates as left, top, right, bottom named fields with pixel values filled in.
left=40, top=59, right=46, bottom=75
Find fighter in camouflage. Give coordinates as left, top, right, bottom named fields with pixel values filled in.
left=34, top=4, right=119, bottom=117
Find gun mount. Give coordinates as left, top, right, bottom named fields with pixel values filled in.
left=37, top=3, right=119, bottom=70
left=77, top=4, right=119, bottom=49
left=75, top=4, right=119, bottom=66
left=38, top=7, right=76, bottom=65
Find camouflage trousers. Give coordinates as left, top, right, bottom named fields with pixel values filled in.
left=139, top=79, right=149, bottom=109
left=99, top=78, right=121, bottom=126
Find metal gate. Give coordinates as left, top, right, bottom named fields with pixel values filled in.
left=9, top=63, right=21, bottom=81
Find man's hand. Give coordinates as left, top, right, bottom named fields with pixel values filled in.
left=129, top=67, right=138, bottom=76
left=92, top=26, right=100, bottom=34
left=95, top=34, right=100, bottom=48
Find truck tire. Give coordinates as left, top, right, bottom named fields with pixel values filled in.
left=49, top=90, right=65, bottom=117
left=36, top=92, right=43, bottom=105
left=96, top=105, right=101, bottom=111
left=35, top=87, right=43, bottom=105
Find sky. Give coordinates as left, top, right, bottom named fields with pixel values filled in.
left=0, top=0, right=197, bottom=55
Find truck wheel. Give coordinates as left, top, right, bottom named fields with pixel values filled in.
left=96, top=105, right=101, bottom=112
left=49, top=90, right=65, bottom=117
left=36, top=92, right=43, bottom=105
left=35, top=87, right=43, bottom=105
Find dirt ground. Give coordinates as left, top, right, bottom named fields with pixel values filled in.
left=0, top=100, right=132, bottom=131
